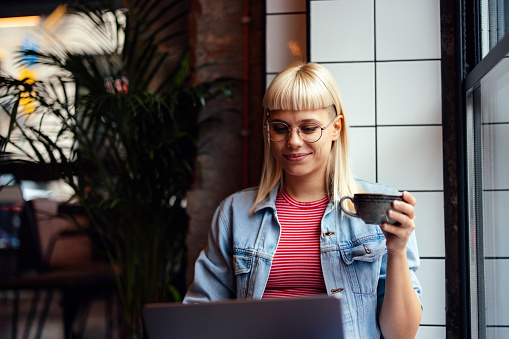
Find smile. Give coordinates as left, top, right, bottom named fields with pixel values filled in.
left=283, top=153, right=310, bottom=161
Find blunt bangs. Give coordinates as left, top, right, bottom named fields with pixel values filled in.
left=263, top=64, right=335, bottom=112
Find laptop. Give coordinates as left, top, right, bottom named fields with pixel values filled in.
left=142, top=295, right=344, bottom=339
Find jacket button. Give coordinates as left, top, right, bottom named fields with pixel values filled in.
left=323, top=232, right=335, bottom=237
left=331, top=288, right=344, bottom=294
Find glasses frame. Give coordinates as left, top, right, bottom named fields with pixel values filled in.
left=265, top=114, right=338, bottom=143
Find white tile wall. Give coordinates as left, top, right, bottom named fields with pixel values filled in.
left=377, top=126, right=443, bottom=191
left=376, top=61, right=442, bottom=125
left=325, top=63, right=376, bottom=126
left=415, top=326, right=446, bottom=339
left=349, top=127, right=376, bottom=183
left=375, top=0, right=441, bottom=60
left=416, top=259, right=446, bottom=325
left=266, top=14, right=307, bottom=73
left=412, top=192, right=445, bottom=258
left=310, top=0, right=374, bottom=62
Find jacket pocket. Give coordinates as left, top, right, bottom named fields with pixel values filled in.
left=233, top=252, right=253, bottom=298
left=340, top=236, right=387, bottom=295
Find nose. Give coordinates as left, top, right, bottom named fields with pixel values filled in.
left=286, top=126, right=303, bottom=147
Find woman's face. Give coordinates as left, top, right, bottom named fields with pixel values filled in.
left=268, top=107, right=342, bottom=183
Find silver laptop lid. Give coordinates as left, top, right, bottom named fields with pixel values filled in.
left=143, top=295, right=344, bottom=339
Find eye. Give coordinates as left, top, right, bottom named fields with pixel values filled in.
left=299, top=123, right=319, bottom=134
left=271, top=122, right=289, bottom=134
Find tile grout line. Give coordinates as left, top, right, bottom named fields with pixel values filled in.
left=350, top=124, right=443, bottom=128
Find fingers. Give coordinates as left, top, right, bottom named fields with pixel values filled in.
left=393, top=191, right=416, bottom=219
left=381, top=191, right=417, bottom=253
left=392, top=200, right=415, bottom=220
left=380, top=222, right=408, bottom=236
left=384, top=192, right=417, bottom=233
left=385, top=210, right=415, bottom=233
left=401, top=191, right=416, bottom=208
left=388, top=206, right=415, bottom=227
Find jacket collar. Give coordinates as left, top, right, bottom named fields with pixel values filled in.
left=253, top=182, right=280, bottom=213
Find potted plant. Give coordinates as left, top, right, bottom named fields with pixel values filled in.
left=0, top=1, right=230, bottom=337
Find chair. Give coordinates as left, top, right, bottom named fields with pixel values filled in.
left=0, top=193, right=116, bottom=339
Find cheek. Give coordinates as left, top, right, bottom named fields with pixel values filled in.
left=317, top=141, right=334, bottom=155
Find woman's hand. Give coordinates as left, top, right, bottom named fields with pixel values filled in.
left=380, top=191, right=416, bottom=255
left=379, top=191, right=422, bottom=339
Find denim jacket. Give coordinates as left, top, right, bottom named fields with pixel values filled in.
left=184, top=179, right=422, bottom=338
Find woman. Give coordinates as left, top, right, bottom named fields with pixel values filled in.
left=184, top=62, right=422, bottom=338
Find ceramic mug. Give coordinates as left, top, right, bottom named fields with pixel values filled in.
left=339, top=193, right=404, bottom=225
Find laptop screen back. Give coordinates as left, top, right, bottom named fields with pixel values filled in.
left=143, top=295, right=344, bottom=339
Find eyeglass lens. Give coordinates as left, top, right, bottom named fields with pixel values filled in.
left=268, top=122, right=323, bottom=143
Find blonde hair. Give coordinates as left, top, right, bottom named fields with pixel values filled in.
left=249, top=62, right=362, bottom=214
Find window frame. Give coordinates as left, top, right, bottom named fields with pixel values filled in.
left=462, top=3, right=509, bottom=338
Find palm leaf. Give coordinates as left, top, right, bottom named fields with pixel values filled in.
left=1, top=2, right=232, bottom=338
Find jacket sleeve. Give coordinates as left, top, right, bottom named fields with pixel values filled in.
left=183, top=200, right=236, bottom=303
left=376, top=229, right=423, bottom=318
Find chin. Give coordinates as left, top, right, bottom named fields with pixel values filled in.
left=282, top=168, right=311, bottom=178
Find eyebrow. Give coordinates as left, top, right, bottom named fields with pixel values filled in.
left=269, top=118, right=320, bottom=124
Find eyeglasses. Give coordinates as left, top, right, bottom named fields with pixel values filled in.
left=266, top=115, right=337, bottom=143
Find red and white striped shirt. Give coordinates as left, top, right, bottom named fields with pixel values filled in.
left=262, top=188, right=329, bottom=299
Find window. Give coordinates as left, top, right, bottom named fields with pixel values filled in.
left=480, top=0, right=509, bottom=57
left=465, top=2, right=509, bottom=338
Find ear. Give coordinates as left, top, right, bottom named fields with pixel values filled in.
left=331, top=115, right=343, bottom=141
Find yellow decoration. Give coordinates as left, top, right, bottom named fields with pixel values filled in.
left=19, top=69, right=36, bottom=115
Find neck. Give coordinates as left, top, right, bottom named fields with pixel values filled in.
left=283, top=174, right=329, bottom=202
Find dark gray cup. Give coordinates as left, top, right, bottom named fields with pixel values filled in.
left=339, top=193, right=403, bottom=225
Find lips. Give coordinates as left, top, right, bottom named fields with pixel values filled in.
left=283, top=153, right=310, bottom=161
